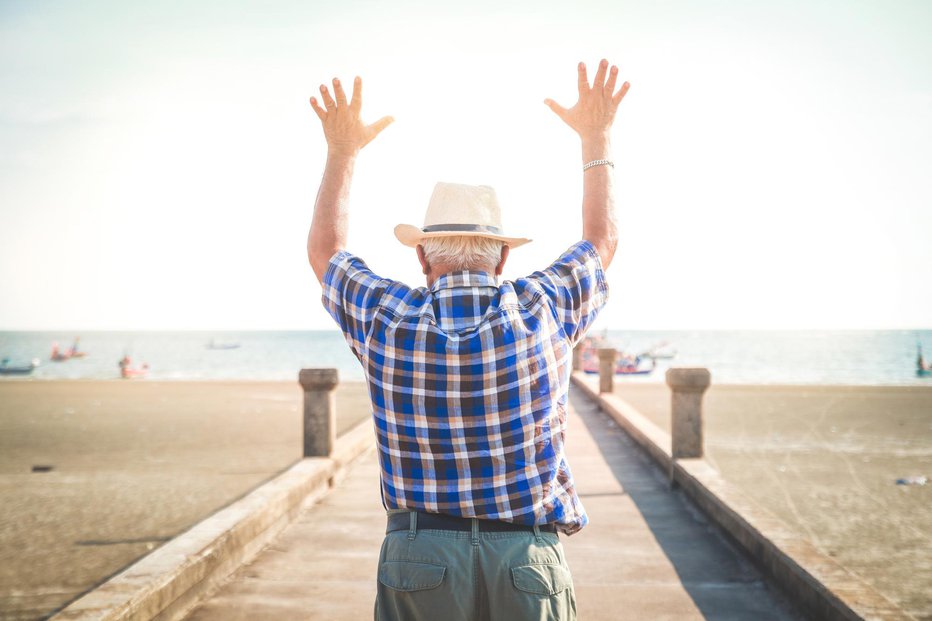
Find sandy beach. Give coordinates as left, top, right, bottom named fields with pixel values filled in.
left=1, top=380, right=930, bottom=620
left=614, top=383, right=932, bottom=620
left=0, top=381, right=371, bottom=621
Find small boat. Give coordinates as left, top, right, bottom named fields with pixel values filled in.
left=119, top=355, right=149, bottom=379
left=582, top=357, right=656, bottom=376
left=919, top=342, right=932, bottom=377
left=642, top=341, right=677, bottom=360
left=0, top=358, right=40, bottom=375
left=207, top=339, right=240, bottom=350
left=50, top=338, right=87, bottom=361
left=580, top=339, right=656, bottom=376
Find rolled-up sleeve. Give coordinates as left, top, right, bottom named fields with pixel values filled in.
left=523, top=240, right=609, bottom=344
left=321, top=251, right=391, bottom=359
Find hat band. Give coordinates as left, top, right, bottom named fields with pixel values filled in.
left=421, top=223, right=503, bottom=235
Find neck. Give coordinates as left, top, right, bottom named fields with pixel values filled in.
left=426, top=263, right=493, bottom=287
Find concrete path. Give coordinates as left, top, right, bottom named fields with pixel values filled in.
left=185, top=386, right=803, bottom=620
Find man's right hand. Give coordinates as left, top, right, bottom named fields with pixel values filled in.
left=543, top=60, right=630, bottom=141
left=310, top=76, right=394, bottom=158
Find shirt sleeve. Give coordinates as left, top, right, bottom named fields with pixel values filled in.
left=522, top=240, right=609, bottom=345
left=320, top=250, right=393, bottom=359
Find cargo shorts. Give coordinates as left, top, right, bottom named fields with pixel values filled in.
left=375, top=511, right=577, bottom=621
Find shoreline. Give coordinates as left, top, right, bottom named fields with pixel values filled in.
left=1, top=377, right=931, bottom=388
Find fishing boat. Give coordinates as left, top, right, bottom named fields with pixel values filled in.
left=119, top=355, right=149, bottom=379
left=580, top=339, right=656, bottom=376
left=0, top=358, right=40, bottom=375
left=207, top=339, right=240, bottom=350
left=919, top=342, right=932, bottom=377
left=642, top=341, right=677, bottom=360
left=582, top=356, right=656, bottom=376
left=50, top=338, right=87, bottom=361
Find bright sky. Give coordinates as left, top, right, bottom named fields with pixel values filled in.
left=1, top=0, right=930, bottom=330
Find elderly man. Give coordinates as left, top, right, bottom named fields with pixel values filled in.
left=308, top=60, right=629, bottom=621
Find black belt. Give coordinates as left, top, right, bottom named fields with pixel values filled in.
left=387, top=511, right=557, bottom=534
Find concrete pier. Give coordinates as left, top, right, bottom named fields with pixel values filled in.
left=184, top=385, right=802, bottom=621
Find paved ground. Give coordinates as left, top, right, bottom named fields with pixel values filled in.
left=185, top=386, right=804, bottom=620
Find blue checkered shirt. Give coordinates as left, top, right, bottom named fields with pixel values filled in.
left=321, top=240, right=608, bottom=534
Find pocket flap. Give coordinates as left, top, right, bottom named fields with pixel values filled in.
left=379, top=560, right=446, bottom=592
left=511, top=563, right=572, bottom=595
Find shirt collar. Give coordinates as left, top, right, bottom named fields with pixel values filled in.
left=430, top=270, right=498, bottom=292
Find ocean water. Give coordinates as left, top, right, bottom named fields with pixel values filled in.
left=0, top=330, right=930, bottom=385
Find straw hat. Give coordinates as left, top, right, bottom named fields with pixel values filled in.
left=393, top=182, right=532, bottom=248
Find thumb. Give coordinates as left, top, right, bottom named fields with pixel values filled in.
left=543, top=98, right=568, bottom=120
left=369, top=115, right=394, bottom=138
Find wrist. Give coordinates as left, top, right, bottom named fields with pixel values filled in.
left=326, top=147, right=358, bottom=163
left=580, top=133, right=612, bottom=161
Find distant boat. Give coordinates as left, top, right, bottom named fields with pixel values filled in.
left=0, top=358, right=39, bottom=375
left=579, top=338, right=656, bottom=376
left=583, top=357, right=656, bottom=376
left=642, top=341, right=677, bottom=360
left=207, top=339, right=240, bottom=350
left=50, top=338, right=87, bottom=361
left=118, top=355, right=148, bottom=379
left=919, top=342, right=932, bottom=377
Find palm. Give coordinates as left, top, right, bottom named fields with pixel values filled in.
left=545, top=60, right=630, bottom=139
left=310, top=76, right=393, bottom=156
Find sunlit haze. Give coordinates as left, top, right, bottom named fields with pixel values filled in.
left=1, top=0, right=930, bottom=330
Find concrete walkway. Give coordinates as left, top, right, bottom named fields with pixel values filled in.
left=185, top=386, right=803, bottom=620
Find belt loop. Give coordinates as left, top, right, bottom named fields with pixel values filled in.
left=407, top=511, right=417, bottom=541
left=533, top=524, right=543, bottom=543
left=470, top=518, right=479, bottom=546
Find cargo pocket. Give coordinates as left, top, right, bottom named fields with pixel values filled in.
left=379, top=560, right=446, bottom=592
left=511, top=563, right=572, bottom=596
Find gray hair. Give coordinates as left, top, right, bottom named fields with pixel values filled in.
left=421, top=235, right=505, bottom=272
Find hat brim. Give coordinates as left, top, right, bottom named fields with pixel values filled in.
left=394, top=224, right=532, bottom=249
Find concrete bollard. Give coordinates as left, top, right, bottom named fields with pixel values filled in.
left=597, top=348, right=616, bottom=393
left=666, top=368, right=711, bottom=461
left=299, top=368, right=339, bottom=457
left=572, top=343, right=583, bottom=372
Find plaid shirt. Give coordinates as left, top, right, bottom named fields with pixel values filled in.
left=321, top=240, right=608, bottom=534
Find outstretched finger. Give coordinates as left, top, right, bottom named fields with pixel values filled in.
left=333, top=77, right=348, bottom=107
left=612, top=81, right=631, bottom=106
left=593, top=59, right=608, bottom=91
left=577, top=62, right=589, bottom=97
left=605, top=65, right=619, bottom=96
left=319, top=84, right=336, bottom=110
left=350, top=76, right=362, bottom=110
left=309, top=96, right=327, bottom=121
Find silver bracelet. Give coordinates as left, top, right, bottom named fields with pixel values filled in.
left=583, top=159, right=614, bottom=171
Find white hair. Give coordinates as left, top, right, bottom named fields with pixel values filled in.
left=421, top=235, right=505, bottom=272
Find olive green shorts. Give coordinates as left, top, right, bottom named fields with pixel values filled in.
left=375, top=511, right=576, bottom=621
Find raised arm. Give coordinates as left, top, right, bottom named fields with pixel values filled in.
left=544, top=60, right=630, bottom=270
left=307, top=76, right=393, bottom=283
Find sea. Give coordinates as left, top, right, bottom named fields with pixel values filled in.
left=1, top=330, right=930, bottom=385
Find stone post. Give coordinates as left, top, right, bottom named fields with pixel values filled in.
left=597, top=348, right=616, bottom=393
left=666, top=368, right=711, bottom=461
left=572, top=343, right=583, bottom=372
left=298, top=368, right=339, bottom=457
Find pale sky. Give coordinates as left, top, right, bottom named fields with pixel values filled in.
left=1, top=0, right=930, bottom=330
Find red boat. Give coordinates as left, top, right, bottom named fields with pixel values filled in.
left=119, top=356, right=149, bottom=379
left=579, top=338, right=656, bottom=376
left=50, top=338, right=87, bottom=361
